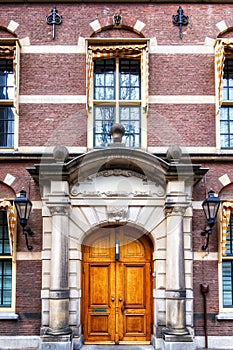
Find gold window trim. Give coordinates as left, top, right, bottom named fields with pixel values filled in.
left=219, top=201, right=233, bottom=261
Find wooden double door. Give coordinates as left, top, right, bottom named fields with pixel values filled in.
left=82, top=226, right=153, bottom=344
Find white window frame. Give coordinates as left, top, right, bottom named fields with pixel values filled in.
left=86, top=38, right=149, bottom=150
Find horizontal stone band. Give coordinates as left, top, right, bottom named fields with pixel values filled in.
left=165, top=290, right=186, bottom=299
left=49, top=290, right=70, bottom=299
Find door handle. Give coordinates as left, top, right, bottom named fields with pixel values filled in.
left=119, top=297, right=122, bottom=302
left=111, top=297, right=115, bottom=302
left=121, top=301, right=125, bottom=312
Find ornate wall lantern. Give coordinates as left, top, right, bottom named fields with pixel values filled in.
left=201, top=189, right=220, bottom=250
left=14, top=189, right=33, bottom=250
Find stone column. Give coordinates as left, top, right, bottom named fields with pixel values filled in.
left=46, top=182, right=72, bottom=337
left=163, top=183, right=191, bottom=340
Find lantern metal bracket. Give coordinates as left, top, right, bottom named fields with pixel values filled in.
left=201, top=226, right=212, bottom=251
left=172, top=6, right=189, bottom=40
left=46, top=7, right=62, bottom=40
left=23, top=226, right=33, bottom=251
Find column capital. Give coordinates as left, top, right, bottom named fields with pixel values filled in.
left=48, top=204, right=71, bottom=216
left=164, top=192, right=190, bottom=217
left=164, top=205, right=187, bottom=217
left=46, top=191, right=71, bottom=216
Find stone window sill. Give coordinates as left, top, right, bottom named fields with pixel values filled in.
left=216, top=312, right=233, bottom=320
left=0, top=312, right=19, bottom=320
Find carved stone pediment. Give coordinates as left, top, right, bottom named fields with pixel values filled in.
left=70, top=169, right=165, bottom=198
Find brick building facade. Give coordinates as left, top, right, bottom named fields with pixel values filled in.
left=0, top=1, right=233, bottom=349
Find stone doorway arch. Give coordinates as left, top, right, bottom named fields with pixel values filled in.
left=28, top=146, right=207, bottom=350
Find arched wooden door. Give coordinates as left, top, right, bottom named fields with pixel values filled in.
left=82, top=226, right=153, bottom=345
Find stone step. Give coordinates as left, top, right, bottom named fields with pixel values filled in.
left=81, top=346, right=154, bottom=350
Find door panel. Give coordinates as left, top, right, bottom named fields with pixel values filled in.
left=124, top=264, right=145, bottom=307
left=89, top=264, right=111, bottom=306
left=84, top=262, right=115, bottom=342
left=82, top=227, right=152, bottom=344
left=118, top=261, right=151, bottom=342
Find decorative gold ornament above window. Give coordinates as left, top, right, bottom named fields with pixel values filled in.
left=215, top=39, right=233, bottom=105
left=215, top=39, right=233, bottom=148
left=0, top=200, right=16, bottom=256
left=220, top=201, right=233, bottom=259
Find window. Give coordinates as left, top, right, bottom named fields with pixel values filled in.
left=0, top=210, right=12, bottom=307
left=0, top=41, right=19, bottom=149
left=222, top=213, right=233, bottom=307
left=220, top=58, right=233, bottom=148
left=87, top=41, right=148, bottom=149
left=219, top=203, right=233, bottom=309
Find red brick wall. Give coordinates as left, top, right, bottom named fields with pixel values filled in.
left=0, top=161, right=41, bottom=199
left=149, top=55, right=215, bottom=96
left=0, top=162, right=42, bottom=335
left=19, top=104, right=87, bottom=147
left=0, top=261, right=42, bottom=336
left=20, top=54, right=86, bottom=95
left=148, top=104, right=215, bottom=147
left=191, top=161, right=233, bottom=337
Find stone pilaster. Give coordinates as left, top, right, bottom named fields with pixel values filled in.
left=47, top=204, right=71, bottom=336
left=42, top=182, right=72, bottom=348
left=164, top=204, right=188, bottom=336
left=163, top=183, right=191, bottom=341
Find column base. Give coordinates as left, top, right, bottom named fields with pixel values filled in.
left=46, top=326, right=72, bottom=336
left=161, top=334, right=196, bottom=350
left=163, top=327, right=190, bottom=336
left=40, top=334, right=73, bottom=350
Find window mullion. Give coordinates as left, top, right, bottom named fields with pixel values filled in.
left=115, top=58, right=120, bottom=123
left=230, top=261, right=233, bottom=306
left=0, top=262, right=3, bottom=305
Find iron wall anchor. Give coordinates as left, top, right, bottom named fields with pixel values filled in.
left=172, top=6, right=189, bottom=40
left=46, top=7, right=62, bottom=40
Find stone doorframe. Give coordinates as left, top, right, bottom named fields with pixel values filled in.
left=28, top=146, right=207, bottom=350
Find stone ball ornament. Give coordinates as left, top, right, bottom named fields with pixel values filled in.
left=53, top=145, right=69, bottom=163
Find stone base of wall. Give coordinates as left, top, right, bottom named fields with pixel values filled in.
left=195, top=335, right=233, bottom=349
left=40, top=334, right=73, bottom=350
left=0, top=336, right=40, bottom=349
left=154, top=336, right=195, bottom=350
